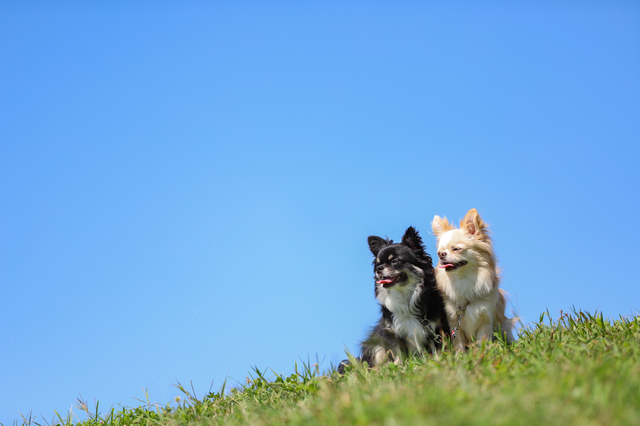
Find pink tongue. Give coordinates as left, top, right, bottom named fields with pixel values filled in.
left=439, top=263, right=454, bottom=269
left=376, top=278, right=395, bottom=284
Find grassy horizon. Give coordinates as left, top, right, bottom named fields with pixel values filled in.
left=9, top=309, right=640, bottom=426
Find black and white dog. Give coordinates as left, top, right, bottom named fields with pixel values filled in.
left=339, top=227, right=449, bottom=373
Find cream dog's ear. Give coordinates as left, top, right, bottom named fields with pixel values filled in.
left=432, top=215, right=453, bottom=239
left=460, top=208, right=489, bottom=240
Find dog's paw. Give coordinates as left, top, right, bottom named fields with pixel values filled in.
left=337, top=359, right=351, bottom=374
left=337, top=357, right=364, bottom=374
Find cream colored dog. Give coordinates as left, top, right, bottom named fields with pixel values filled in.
left=432, top=208, right=515, bottom=350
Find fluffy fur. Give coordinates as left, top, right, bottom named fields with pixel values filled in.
left=339, top=227, right=449, bottom=373
left=432, top=208, right=515, bottom=351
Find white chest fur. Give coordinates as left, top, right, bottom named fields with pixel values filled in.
left=436, top=266, right=495, bottom=308
left=377, top=283, right=428, bottom=349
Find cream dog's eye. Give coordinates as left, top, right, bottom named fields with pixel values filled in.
left=452, top=247, right=461, bottom=252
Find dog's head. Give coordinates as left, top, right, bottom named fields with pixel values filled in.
left=431, top=208, right=494, bottom=272
left=367, top=227, right=433, bottom=290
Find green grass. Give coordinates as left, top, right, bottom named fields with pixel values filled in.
left=12, top=310, right=640, bottom=426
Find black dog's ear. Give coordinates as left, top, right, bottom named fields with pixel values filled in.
left=368, top=236, right=391, bottom=256
left=401, top=226, right=425, bottom=252
left=402, top=227, right=433, bottom=265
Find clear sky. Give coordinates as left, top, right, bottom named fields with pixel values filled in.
left=1, top=1, right=639, bottom=424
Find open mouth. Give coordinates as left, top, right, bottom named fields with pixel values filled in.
left=376, top=273, right=408, bottom=288
left=438, top=261, right=468, bottom=271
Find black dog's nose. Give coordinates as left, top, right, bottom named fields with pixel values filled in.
left=376, top=265, right=385, bottom=272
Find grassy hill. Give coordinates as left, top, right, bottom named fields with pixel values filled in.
left=15, top=310, right=640, bottom=426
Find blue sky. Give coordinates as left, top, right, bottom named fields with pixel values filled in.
left=1, top=1, right=639, bottom=423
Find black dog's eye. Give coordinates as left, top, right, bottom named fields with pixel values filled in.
left=391, top=259, right=401, bottom=265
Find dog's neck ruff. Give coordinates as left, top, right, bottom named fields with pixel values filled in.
left=377, top=281, right=420, bottom=317
left=378, top=280, right=442, bottom=347
left=378, top=281, right=430, bottom=343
